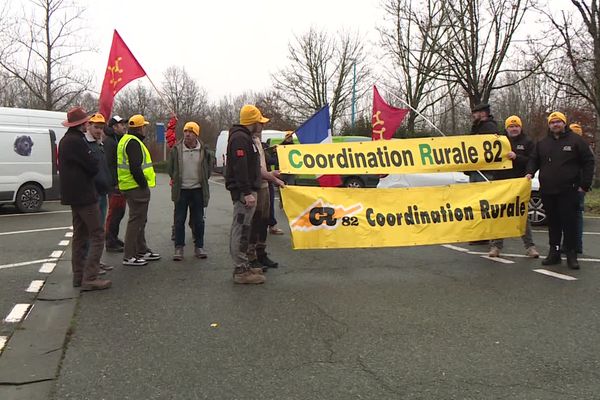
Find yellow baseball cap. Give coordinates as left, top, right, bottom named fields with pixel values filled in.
left=569, top=123, right=583, bottom=136
left=505, top=115, right=522, bottom=129
left=547, top=111, right=567, bottom=125
left=128, top=114, right=150, bottom=128
left=183, top=121, right=200, bottom=136
left=89, top=113, right=106, bottom=124
left=240, top=105, right=269, bottom=126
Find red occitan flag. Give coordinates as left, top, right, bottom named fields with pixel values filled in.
left=371, top=85, right=409, bottom=141
left=98, top=30, right=147, bottom=119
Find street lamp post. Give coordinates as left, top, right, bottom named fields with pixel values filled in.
left=351, top=61, right=356, bottom=131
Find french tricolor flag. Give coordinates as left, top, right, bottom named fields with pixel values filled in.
left=295, top=105, right=343, bottom=187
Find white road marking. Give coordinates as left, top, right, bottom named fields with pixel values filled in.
left=4, top=304, right=31, bottom=323
left=533, top=269, right=578, bottom=281
left=480, top=255, right=515, bottom=264
left=0, top=226, right=72, bottom=236
left=0, top=258, right=57, bottom=271
left=50, top=250, right=63, bottom=258
left=0, top=210, right=70, bottom=218
left=0, top=336, right=7, bottom=352
left=26, top=280, right=45, bottom=293
left=65, top=232, right=73, bottom=237
left=442, top=244, right=470, bottom=253
left=532, top=229, right=600, bottom=236
left=58, top=240, right=70, bottom=246
left=39, top=262, right=56, bottom=273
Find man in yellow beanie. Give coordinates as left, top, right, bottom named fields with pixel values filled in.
left=526, top=112, right=595, bottom=269
left=167, top=121, right=212, bottom=261
left=488, top=115, right=539, bottom=258
left=225, top=105, right=271, bottom=284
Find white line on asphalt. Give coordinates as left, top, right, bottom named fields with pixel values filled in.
left=0, top=258, right=57, bottom=271
left=0, top=226, right=72, bottom=236
left=0, top=336, right=7, bottom=352
left=26, top=280, right=45, bottom=293
left=4, top=304, right=31, bottom=322
left=65, top=232, right=73, bottom=237
left=58, top=240, right=70, bottom=246
left=442, top=244, right=470, bottom=253
left=39, top=262, right=56, bottom=273
left=209, top=178, right=225, bottom=186
left=50, top=250, right=63, bottom=258
left=479, top=255, right=515, bottom=264
left=0, top=210, right=70, bottom=218
left=533, top=269, right=578, bottom=281
left=532, top=229, right=600, bottom=236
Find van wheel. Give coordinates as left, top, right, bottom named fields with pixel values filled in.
left=344, top=177, right=364, bottom=188
left=528, top=191, right=546, bottom=226
left=16, top=183, right=44, bottom=213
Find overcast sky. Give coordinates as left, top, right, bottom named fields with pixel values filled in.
left=79, top=0, right=382, bottom=102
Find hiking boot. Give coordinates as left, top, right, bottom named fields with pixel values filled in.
left=525, top=246, right=540, bottom=258
left=248, top=259, right=265, bottom=274
left=566, top=251, right=580, bottom=270
left=233, top=267, right=266, bottom=284
left=258, top=255, right=279, bottom=269
left=194, top=247, right=208, bottom=259
left=542, top=248, right=561, bottom=266
left=106, top=243, right=124, bottom=253
left=173, top=247, right=184, bottom=261
left=100, top=262, right=114, bottom=271
left=488, top=246, right=501, bottom=257
left=123, top=257, right=148, bottom=266
left=98, top=268, right=107, bottom=276
left=81, top=278, right=112, bottom=291
left=269, top=226, right=284, bottom=235
left=117, top=239, right=125, bottom=247
left=137, top=250, right=161, bottom=261
left=73, top=277, right=82, bottom=288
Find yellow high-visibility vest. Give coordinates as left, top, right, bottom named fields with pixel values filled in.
left=117, top=134, right=156, bottom=190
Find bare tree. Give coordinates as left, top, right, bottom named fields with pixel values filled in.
left=272, top=28, right=370, bottom=130
left=436, top=0, right=534, bottom=108
left=379, top=0, right=451, bottom=132
left=114, top=83, right=160, bottom=125
left=161, top=66, right=209, bottom=122
left=0, top=0, right=93, bottom=111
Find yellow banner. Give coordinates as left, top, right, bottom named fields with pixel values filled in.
left=281, top=178, right=531, bottom=249
left=277, top=134, right=512, bottom=175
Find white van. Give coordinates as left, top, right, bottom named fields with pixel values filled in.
left=0, top=107, right=66, bottom=212
left=0, top=126, right=60, bottom=212
left=214, top=129, right=287, bottom=173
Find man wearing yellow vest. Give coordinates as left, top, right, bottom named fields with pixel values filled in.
left=117, top=114, right=161, bottom=266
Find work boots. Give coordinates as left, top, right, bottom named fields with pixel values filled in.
left=566, top=251, right=580, bottom=270
left=258, top=254, right=279, bottom=269
left=233, top=267, right=266, bottom=284
left=542, top=246, right=561, bottom=266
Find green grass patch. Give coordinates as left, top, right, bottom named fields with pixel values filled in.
left=585, top=190, right=600, bottom=215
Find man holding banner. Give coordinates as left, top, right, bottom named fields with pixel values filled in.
left=225, top=105, right=270, bottom=284
left=527, top=112, right=595, bottom=270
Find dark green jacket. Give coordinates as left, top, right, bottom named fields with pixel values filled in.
left=167, top=139, right=213, bottom=205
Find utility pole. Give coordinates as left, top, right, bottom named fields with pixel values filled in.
left=351, top=61, right=356, bottom=132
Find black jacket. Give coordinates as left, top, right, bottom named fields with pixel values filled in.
left=495, top=132, right=535, bottom=180
left=58, top=127, right=99, bottom=206
left=527, top=128, right=595, bottom=194
left=471, top=115, right=499, bottom=135
left=85, top=137, right=111, bottom=196
left=103, top=125, right=122, bottom=188
left=225, top=125, right=261, bottom=200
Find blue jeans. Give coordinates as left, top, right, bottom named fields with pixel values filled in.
left=174, top=189, right=205, bottom=248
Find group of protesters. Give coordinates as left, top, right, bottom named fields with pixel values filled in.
left=57, top=100, right=595, bottom=291
left=469, top=103, right=595, bottom=270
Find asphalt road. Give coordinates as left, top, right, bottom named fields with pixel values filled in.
left=2, top=175, right=600, bottom=399
left=0, top=202, right=71, bottom=342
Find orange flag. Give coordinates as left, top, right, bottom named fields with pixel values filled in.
left=371, top=85, right=409, bottom=140
left=98, top=30, right=146, bottom=119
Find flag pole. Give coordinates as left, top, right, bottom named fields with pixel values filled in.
left=377, top=84, right=489, bottom=183
left=145, top=75, right=174, bottom=114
